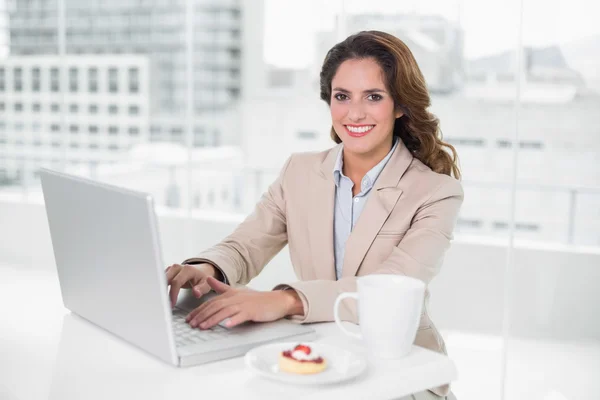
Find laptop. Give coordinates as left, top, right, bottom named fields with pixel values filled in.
left=39, top=168, right=316, bottom=367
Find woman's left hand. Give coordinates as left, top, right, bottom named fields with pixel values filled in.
left=185, top=277, right=302, bottom=329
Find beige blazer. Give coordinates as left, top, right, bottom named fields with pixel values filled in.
left=184, top=141, right=463, bottom=396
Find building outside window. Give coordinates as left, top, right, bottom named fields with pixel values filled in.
left=128, top=67, right=139, bottom=93
left=14, top=67, right=23, bottom=91
left=50, top=67, right=59, bottom=92
left=88, top=67, right=98, bottom=92
left=108, top=68, right=118, bottom=92
left=32, top=67, right=41, bottom=92
left=69, top=67, right=78, bottom=92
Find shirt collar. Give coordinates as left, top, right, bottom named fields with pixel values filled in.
left=333, top=138, right=399, bottom=190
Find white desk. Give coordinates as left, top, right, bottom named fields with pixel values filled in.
left=0, top=265, right=457, bottom=400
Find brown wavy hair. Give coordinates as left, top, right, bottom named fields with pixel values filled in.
left=320, top=30, right=460, bottom=179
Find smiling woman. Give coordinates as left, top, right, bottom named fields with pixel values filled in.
left=170, top=30, right=464, bottom=400
left=320, top=31, right=460, bottom=181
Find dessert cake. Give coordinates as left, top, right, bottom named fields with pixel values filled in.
left=278, top=344, right=327, bottom=375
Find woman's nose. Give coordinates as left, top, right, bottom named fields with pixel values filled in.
left=347, top=102, right=366, bottom=122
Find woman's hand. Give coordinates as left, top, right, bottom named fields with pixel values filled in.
left=185, top=277, right=304, bottom=329
left=165, top=263, right=222, bottom=308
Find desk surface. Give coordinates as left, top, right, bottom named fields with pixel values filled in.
left=0, top=265, right=457, bottom=400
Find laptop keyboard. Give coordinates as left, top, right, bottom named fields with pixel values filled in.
left=172, top=309, right=232, bottom=347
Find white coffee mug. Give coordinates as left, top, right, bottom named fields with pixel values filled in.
left=333, top=274, right=426, bottom=359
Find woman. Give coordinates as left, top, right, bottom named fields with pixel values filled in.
left=166, top=31, right=462, bottom=399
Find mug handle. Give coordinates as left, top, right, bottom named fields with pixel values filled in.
left=334, top=292, right=362, bottom=340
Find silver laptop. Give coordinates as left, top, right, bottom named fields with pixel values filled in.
left=39, top=168, right=316, bottom=367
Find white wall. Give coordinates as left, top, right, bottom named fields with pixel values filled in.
left=1, top=199, right=599, bottom=342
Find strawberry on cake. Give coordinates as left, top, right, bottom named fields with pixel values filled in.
left=278, top=344, right=327, bottom=375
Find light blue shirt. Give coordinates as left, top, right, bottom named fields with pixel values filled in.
left=333, top=139, right=399, bottom=280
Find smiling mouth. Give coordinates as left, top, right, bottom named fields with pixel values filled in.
left=344, top=125, right=375, bottom=137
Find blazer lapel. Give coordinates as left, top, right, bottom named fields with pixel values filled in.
left=341, top=142, right=414, bottom=278
left=307, top=144, right=340, bottom=281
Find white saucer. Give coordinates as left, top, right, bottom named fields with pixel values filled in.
left=244, top=342, right=367, bottom=385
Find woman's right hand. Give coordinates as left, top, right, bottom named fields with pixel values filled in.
left=165, top=263, right=220, bottom=308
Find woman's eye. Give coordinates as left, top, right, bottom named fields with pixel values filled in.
left=334, top=93, right=348, bottom=101
left=367, top=94, right=382, bottom=101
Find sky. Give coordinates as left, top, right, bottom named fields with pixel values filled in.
left=264, top=0, right=600, bottom=68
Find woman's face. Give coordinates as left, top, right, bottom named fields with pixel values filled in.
left=330, top=57, right=403, bottom=160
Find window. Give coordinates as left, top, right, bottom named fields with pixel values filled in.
left=50, top=67, right=59, bottom=92
left=128, top=126, right=140, bottom=136
left=108, top=126, right=119, bottom=135
left=497, top=140, right=544, bottom=149
left=88, top=125, right=98, bottom=134
left=32, top=67, right=41, bottom=91
left=171, top=127, right=183, bottom=136
left=32, top=103, right=41, bottom=112
left=15, top=122, right=24, bottom=131
left=51, top=141, right=60, bottom=148
left=51, top=103, right=60, bottom=112
left=108, top=144, right=119, bottom=151
left=69, top=67, right=78, bottom=92
left=457, top=218, right=483, bottom=229
left=297, top=131, right=316, bottom=139
left=515, top=222, right=540, bottom=232
left=89, top=104, right=98, bottom=114
left=69, top=142, right=80, bottom=149
left=447, top=137, right=486, bottom=147
left=493, top=221, right=509, bottom=230
left=89, top=143, right=99, bottom=150
left=519, top=141, right=544, bottom=150
left=50, top=124, right=60, bottom=132
left=193, top=126, right=205, bottom=146
left=108, top=105, right=118, bottom=114
left=69, top=125, right=79, bottom=133
left=32, top=122, right=41, bottom=132
left=497, top=139, right=512, bottom=148
left=14, top=67, right=23, bottom=91
left=108, top=68, right=118, bottom=92
left=128, top=105, right=139, bottom=115
left=14, top=103, right=23, bottom=112
left=0, top=68, right=5, bottom=91
left=88, top=67, right=98, bottom=92
left=128, top=67, right=139, bottom=93
left=0, top=102, right=4, bottom=111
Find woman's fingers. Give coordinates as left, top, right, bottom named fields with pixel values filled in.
left=166, top=264, right=210, bottom=307
left=205, top=276, right=231, bottom=294
left=197, top=305, right=243, bottom=330
left=188, top=296, right=238, bottom=327
left=188, top=298, right=229, bottom=327
left=165, top=264, right=182, bottom=282
left=224, top=311, right=250, bottom=328
left=168, top=268, right=195, bottom=308
left=192, top=280, right=211, bottom=298
left=186, top=289, right=234, bottom=320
